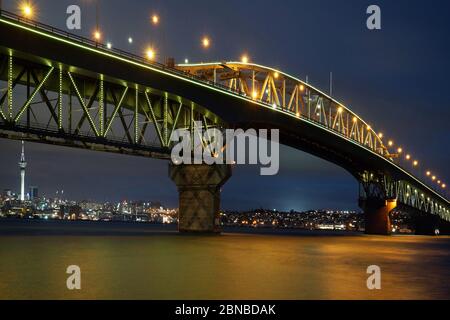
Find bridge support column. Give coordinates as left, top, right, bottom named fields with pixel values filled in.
left=360, top=198, right=397, bottom=235
left=169, top=163, right=232, bottom=233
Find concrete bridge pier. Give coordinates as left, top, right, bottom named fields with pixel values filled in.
left=169, top=163, right=232, bottom=233
left=360, top=198, right=397, bottom=235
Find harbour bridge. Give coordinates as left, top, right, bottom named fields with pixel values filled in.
left=0, top=10, right=449, bottom=235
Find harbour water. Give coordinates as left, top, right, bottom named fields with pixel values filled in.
left=0, top=220, right=449, bottom=300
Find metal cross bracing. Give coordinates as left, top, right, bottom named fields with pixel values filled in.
left=0, top=53, right=222, bottom=159
left=358, top=172, right=450, bottom=221
left=177, top=62, right=388, bottom=157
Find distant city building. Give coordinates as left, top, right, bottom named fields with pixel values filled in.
left=3, top=189, right=12, bottom=197
left=29, top=186, right=38, bottom=200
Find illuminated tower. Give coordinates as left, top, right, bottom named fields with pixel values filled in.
left=19, top=141, right=27, bottom=201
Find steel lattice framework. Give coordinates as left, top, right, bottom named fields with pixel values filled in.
left=177, top=62, right=388, bottom=157
left=0, top=53, right=221, bottom=158
left=0, top=10, right=449, bottom=222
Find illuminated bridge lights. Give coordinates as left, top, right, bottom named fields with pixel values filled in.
left=135, top=85, right=139, bottom=144
left=8, top=53, right=13, bottom=120
left=202, top=36, right=210, bottom=49
left=99, top=76, right=104, bottom=136
left=14, top=66, right=54, bottom=122
left=20, top=2, right=34, bottom=19
left=58, top=66, right=63, bottom=129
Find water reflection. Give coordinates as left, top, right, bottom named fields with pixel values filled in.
left=0, top=224, right=449, bottom=299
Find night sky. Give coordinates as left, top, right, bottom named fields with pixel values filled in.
left=0, top=0, right=449, bottom=211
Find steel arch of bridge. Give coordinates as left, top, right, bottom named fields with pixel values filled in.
left=177, top=62, right=388, bottom=158
left=0, top=9, right=449, bottom=222
left=0, top=52, right=222, bottom=158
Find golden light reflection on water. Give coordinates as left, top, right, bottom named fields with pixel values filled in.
left=0, top=233, right=449, bottom=299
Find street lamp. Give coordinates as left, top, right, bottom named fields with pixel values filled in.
left=146, top=48, right=156, bottom=61
left=20, top=2, right=34, bottom=18
left=151, top=14, right=160, bottom=26
left=202, top=36, right=211, bottom=49
left=93, top=30, right=101, bottom=41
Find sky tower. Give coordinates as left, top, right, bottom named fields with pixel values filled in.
left=19, top=141, right=27, bottom=201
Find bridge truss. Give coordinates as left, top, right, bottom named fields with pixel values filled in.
left=0, top=53, right=222, bottom=159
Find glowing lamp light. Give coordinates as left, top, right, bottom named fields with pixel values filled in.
left=241, top=55, right=249, bottom=64
left=299, top=84, right=305, bottom=91
left=443, top=184, right=446, bottom=189
left=413, top=160, right=418, bottom=167
left=388, top=140, right=394, bottom=147
left=106, top=42, right=112, bottom=49
left=432, top=176, right=436, bottom=181
left=426, top=171, right=431, bottom=176
left=93, top=30, right=101, bottom=41
left=21, top=3, right=33, bottom=18
left=274, top=72, right=279, bottom=79
left=146, top=48, right=156, bottom=60
left=337, top=107, right=343, bottom=113
left=437, top=180, right=441, bottom=184
left=128, top=37, right=133, bottom=44
left=397, top=147, right=403, bottom=154
left=151, top=14, right=160, bottom=25
left=252, top=91, right=258, bottom=99
left=202, top=37, right=210, bottom=49
left=378, top=133, right=383, bottom=139
left=184, top=58, right=189, bottom=64
left=352, top=116, right=357, bottom=123
left=272, top=103, right=277, bottom=109
left=405, top=154, right=411, bottom=160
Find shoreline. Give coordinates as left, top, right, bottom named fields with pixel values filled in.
left=0, top=218, right=429, bottom=237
